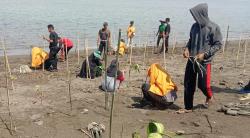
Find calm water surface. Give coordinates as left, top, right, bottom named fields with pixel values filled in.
left=0, top=0, right=250, bottom=55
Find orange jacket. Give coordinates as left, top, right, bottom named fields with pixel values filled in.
left=148, top=64, right=177, bottom=96
left=127, top=26, right=136, bottom=38
left=119, top=41, right=127, bottom=55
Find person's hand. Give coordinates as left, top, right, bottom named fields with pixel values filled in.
left=42, top=35, right=46, bottom=40
left=196, top=53, right=205, bottom=61
left=183, top=48, right=189, bottom=58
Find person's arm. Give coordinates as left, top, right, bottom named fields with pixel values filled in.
left=204, top=25, right=223, bottom=59
left=43, top=35, right=53, bottom=43
left=183, top=25, right=193, bottom=58
left=165, top=25, right=170, bottom=37
left=97, top=30, right=100, bottom=46
left=108, top=31, right=112, bottom=48
left=156, top=26, right=160, bottom=36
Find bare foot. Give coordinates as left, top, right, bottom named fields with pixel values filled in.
left=204, top=97, right=213, bottom=108
left=176, top=109, right=193, bottom=114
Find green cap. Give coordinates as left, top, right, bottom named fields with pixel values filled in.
left=94, top=50, right=101, bottom=59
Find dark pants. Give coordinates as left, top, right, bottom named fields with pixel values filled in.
left=64, top=47, right=72, bottom=60
left=99, top=42, right=108, bottom=54
left=156, top=35, right=163, bottom=47
left=142, top=83, right=176, bottom=107
left=45, top=47, right=60, bottom=70
left=184, top=60, right=212, bottom=110
left=160, top=36, right=169, bottom=53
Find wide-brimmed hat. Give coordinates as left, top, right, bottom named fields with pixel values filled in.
left=159, top=20, right=166, bottom=23
left=94, top=50, right=101, bottom=59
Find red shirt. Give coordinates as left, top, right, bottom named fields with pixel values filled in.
left=60, top=38, right=73, bottom=48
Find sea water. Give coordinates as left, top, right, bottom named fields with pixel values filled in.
left=0, top=0, right=249, bottom=55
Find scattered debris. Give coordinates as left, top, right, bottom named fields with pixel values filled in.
left=218, top=102, right=250, bottom=116
left=87, top=122, right=105, bottom=138
left=79, top=128, right=92, bottom=138
left=30, top=114, right=41, bottom=120
left=81, top=108, right=89, bottom=114
left=20, top=65, right=32, bottom=73
left=219, top=66, right=223, bottom=71
left=34, top=120, right=43, bottom=126
left=176, top=130, right=185, bottom=135
left=191, top=121, right=200, bottom=127
left=219, top=80, right=228, bottom=86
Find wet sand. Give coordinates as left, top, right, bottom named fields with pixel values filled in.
left=0, top=41, right=250, bottom=138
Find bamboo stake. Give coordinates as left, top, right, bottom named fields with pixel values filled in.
left=104, top=40, right=109, bottom=110
left=77, top=32, right=80, bottom=65
left=109, top=29, right=121, bottom=138
left=66, top=42, right=72, bottom=111
left=43, top=40, right=46, bottom=71
left=222, top=25, right=229, bottom=54
left=143, top=43, right=147, bottom=66
left=2, top=38, right=13, bottom=135
left=85, top=39, right=91, bottom=79
left=243, top=39, right=248, bottom=68
left=172, top=33, right=176, bottom=54
left=163, top=35, right=166, bottom=70
left=235, top=34, right=242, bottom=67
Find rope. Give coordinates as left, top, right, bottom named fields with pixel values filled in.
left=188, top=56, right=206, bottom=78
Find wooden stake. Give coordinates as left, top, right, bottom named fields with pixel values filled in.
left=85, top=39, right=91, bottom=79
left=172, top=33, right=176, bottom=54
left=128, top=39, right=133, bottom=81
left=77, top=32, right=80, bottom=65
left=109, top=29, right=121, bottom=138
left=143, top=43, right=147, bottom=66
left=243, top=39, right=248, bottom=68
left=3, top=43, right=15, bottom=90
left=235, top=34, right=242, bottom=67
left=66, top=42, right=72, bottom=110
left=43, top=40, right=46, bottom=71
left=104, top=40, right=109, bottom=110
left=163, top=35, right=166, bottom=70
left=223, top=25, right=230, bottom=54
left=2, top=38, right=13, bottom=135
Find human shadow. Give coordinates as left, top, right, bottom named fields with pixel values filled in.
left=130, top=96, right=181, bottom=111
left=211, top=86, right=239, bottom=94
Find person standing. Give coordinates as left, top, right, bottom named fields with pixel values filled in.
left=155, top=20, right=166, bottom=53
left=127, top=21, right=136, bottom=46
left=43, top=24, right=59, bottom=72
left=58, top=37, right=74, bottom=61
left=97, top=22, right=111, bottom=55
left=160, top=18, right=171, bottom=53
left=181, top=3, right=222, bottom=113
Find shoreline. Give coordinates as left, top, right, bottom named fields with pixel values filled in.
left=0, top=39, right=245, bottom=57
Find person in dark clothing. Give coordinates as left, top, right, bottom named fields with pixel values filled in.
left=160, top=18, right=171, bottom=53
left=78, top=51, right=103, bottom=79
left=156, top=20, right=166, bottom=49
left=242, top=80, right=250, bottom=92
left=181, top=3, right=222, bottom=112
left=43, top=24, right=60, bottom=71
left=97, top=22, right=111, bottom=55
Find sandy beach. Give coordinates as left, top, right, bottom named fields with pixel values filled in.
left=0, top=40, right=250, bottom=138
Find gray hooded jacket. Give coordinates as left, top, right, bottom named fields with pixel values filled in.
left=186, top=3, right=222, bottom=63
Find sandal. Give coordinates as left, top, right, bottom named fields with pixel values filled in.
left=176, top=109, right=192, bottom=114
left=239, top=94, right=250, bottom=101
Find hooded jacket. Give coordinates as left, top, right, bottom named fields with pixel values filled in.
left=186, top=3, right=222, bottom=63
